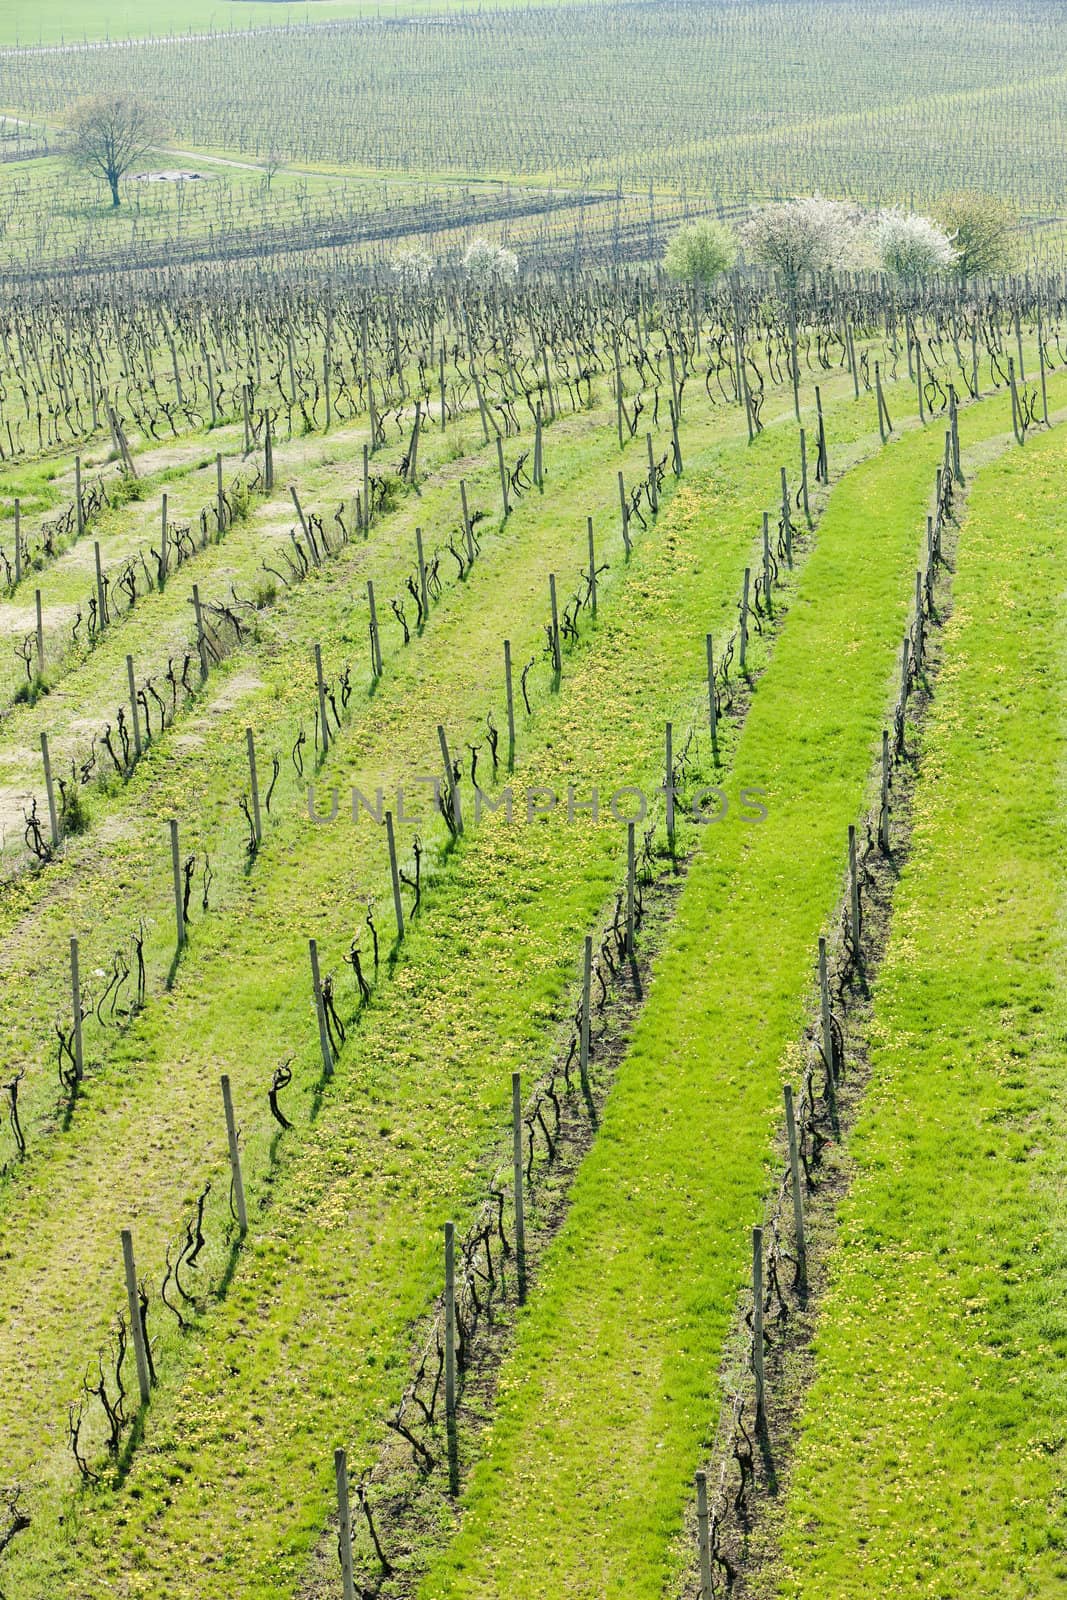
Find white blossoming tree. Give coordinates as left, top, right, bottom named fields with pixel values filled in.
left=740, top=196, right=861, bottom=288
left=462, top=237, right=519, bottom=286
left=740, top=196, right=861, bottom=418
left=874, top=209, right=957, bottom=280
left=390, top=247, right=435, bottom=288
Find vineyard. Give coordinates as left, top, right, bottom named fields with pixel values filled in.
left=0, top=3, right=1064, bottom=1600
left=0, top=3, right=1067, bottom=279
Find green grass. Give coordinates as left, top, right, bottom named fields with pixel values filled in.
left=769, top=424, right=1067, bottom=1598
left=414, top=387, right=1062, bottom=1600
left=0, top=0, right=516, bottom=48
left=0, top=336, right=872, bottom=1596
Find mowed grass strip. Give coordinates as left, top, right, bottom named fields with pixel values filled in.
left=769, top=424, right=1067, bottom=1598
left=416, top=391, right=1044, bottom=1600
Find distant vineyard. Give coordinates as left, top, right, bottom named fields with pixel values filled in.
left=3, top=1, right=1067, bottom=210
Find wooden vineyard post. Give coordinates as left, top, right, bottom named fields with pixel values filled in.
left=367, top=580, right=383, bottom=680
left=361, top=443, right=369, bottom=532
left=215, top=453, right=226, bottom=536
left=75, top=454, right=83, bottom=539
left=121, top=1229, right=152, bottom=1406
left=626, top=821, right=636, bottom=958
left=740, top=352, right=756, bottom=444
left=695, top=1469, right=714, bottom=1600
left=580, top=935, right=592, bottom=1098
left=334, top=1447, right=357, bottom=1600
left=308, top=938, right=334, bottom=1078
left=879, top=728, right=891, bottom=852
left=264, top=413, right=274, bottom=491
left=169, top=818, right=186, bottom=950
left=533, top=405, right=543, bottom=491
left=191, top=585, right=209, bottom=681
left=496, top=436, right=510, bottom=519
left=587, top=517, right=598, bottom=616
left=242, top=385, right=251, bottom=456
left=618, top=471, right=631, bottom=556
left=669, top=398, right=682, bottom=474
left=916, top=342, right=925, bottom=425
left=160, top=493, right=169, bottom=581
left=94, top=541, right=107, bottom=631
left=70, top=935, right=84, bottom=1083
left=503, top=640, right=516, bottom=768
left=289, top=487, right=317, bottom=566
left=35, top=589, right=44, bottom=675
left=246, top=728, right=263, bottom=847
left=406, top=400, right=422, bottom=485
left=949, top=386, right=963, bottom=482
left=752, top=1226, right=765, bottom=1423
left=646, top=432, right=659, bottom=514
left=799, top=429, right=811, bottom=524
left=665, top=721, right=675, bottom=841
left=814, top=386, right=828, bottom=483
left=471, top=366, right=490, bottom=444
left=762, top=513, right=773, bottom=611
left=444, top=1221, right=457, bottom=1420
left=415, top=528, right=428, bottom=622
left=848, top=824, right=861, bottom=953
left=13, top=497, right=20, bottom=585
left=126, top=655, right=142, bottom=760
left=780, top=466, right=793, bottom=567
left=438, top=724, right=463, bottom=836
left=548, top=574, right=562, bottom=676
left=614, top=337, right=624, bottom=447
left=818, top=935, right=836, bottom=1100
left=460, top=480, right=474, bottom=563
left=914, top=570, right=924, bottom=665
left=512, top=1071, right=527, bottom=1303
left=385, top=811, right=405, bottom=942
left=40, top=732, right=59, bottom=848
left=783, top=1085, right=807, bottom=1290
left=739, top=568, right=750, bottom=671
left=314, top=643, right=330, bottom=755
left=220, top=1074, right=248, bottom=1236
left=705, top=634, right=718, bottom=761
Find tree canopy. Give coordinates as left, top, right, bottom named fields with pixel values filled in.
left=935, top=192, right=1016, bottom=278
left=66, top=94, right=159, bottom=208
left=662, top=220, right=736, bottom=286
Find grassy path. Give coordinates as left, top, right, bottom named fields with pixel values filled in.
left=767, top=421, right=1067, bottom=1598
left=415, top=387, right=1051, bottom=1600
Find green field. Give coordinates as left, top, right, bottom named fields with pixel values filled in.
left=0, top=0, right=480, bottom=47
left=770, top=424, right=1067, bottom=1599
left=0, top=4, right=1065, bottom=1597
left=416, top=381, right=1067, bottom=1600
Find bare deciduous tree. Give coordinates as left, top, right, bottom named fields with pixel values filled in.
left=66, top=94, right=159, bottom=208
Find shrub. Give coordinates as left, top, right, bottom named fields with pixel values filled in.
left=935, top=191, right=1016, bottom=277
left=663, top=219, right=736, bottom=286
left=873, top=208, right=957, bottom=279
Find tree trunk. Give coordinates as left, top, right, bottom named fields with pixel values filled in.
left=108, top=171, right=120, bottom=207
